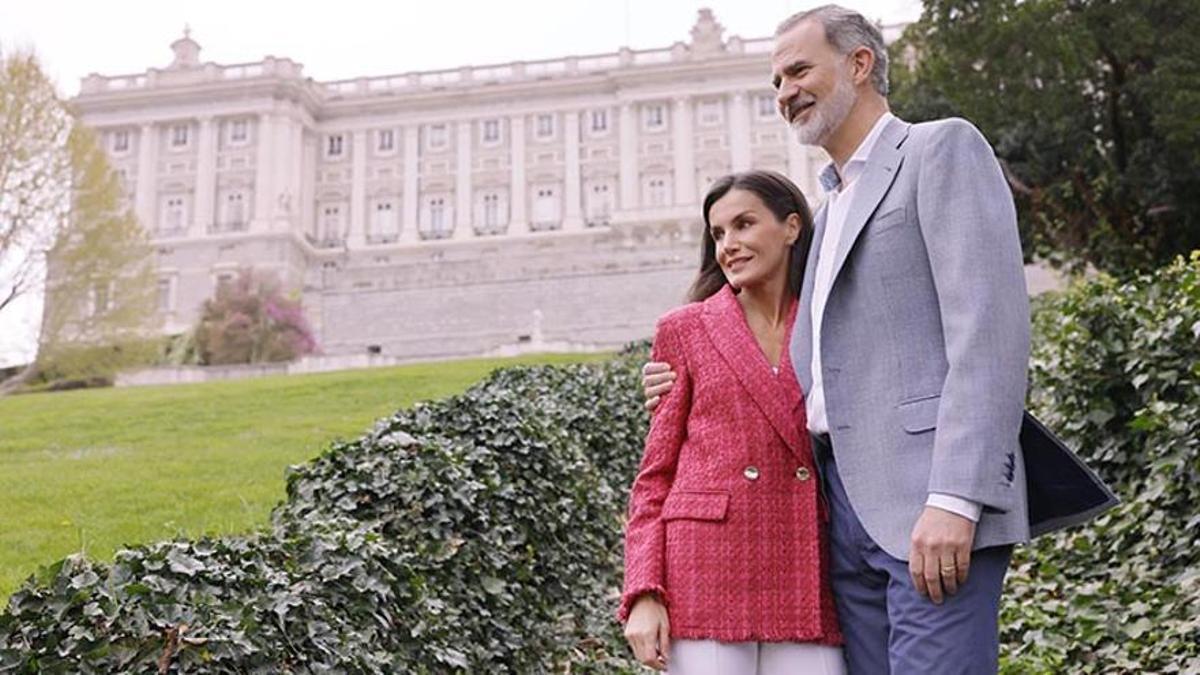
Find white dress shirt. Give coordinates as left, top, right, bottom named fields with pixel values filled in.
left=806, top=111, right=981, bottom=523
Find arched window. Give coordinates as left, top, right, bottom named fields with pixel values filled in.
left=430, top=198, right=445, bottom=231
left=112, top=130, right=130, bottom=153
left=370, top=200, right=399, bottom=243
left=326, top=134, right=344, bottom=157
left=532, top=187, right=560, bottom=230
left=229, top=119, right=249, bottom=144
left=162, top=196, right=186, bottom=233
left=536, top=114, right=555, bottom=139
left=156, top=277, right=174, bottom=312
left=376, top=129, right=394, bottom=153
left=647, top=178, right=668, bottom=207
left=320, top=205, right=343, bottom=246
left=90, top=282, right=112, bottom=316
left=225, top=192, right=245, bottom=228
left=482, top=119, right=501, bottom=144
left=586, top=182, right=613, bottom=226
left=474, top=191, right=507, bottom=235
left=590, top=110, right=608, bottom=134
left=644, top=104, right=666, bottom=130
left=484, top=194, right=499, bottom=229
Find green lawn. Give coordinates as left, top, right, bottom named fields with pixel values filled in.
left=0, top=352, right=609, bottom=603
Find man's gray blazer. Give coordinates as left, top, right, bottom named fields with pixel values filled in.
left=790, top=115, right=1031, bottom=560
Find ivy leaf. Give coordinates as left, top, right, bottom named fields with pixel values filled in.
left=480, top=577, right=505, bottom=595
left=166, top=548, right=205, bottom=577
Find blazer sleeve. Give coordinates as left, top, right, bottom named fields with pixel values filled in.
left=617, top=314, right=692, bottom=622
left=916, top=118, right=1031, bottom=512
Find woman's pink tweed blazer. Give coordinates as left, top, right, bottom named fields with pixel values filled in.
left=618, top=284, right=841, bottom=645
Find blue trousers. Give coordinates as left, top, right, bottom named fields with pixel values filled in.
left=816, top=440, right=1011, bottom=675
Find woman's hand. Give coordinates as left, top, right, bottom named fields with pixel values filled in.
left=624, top=594, right=670, bottom=670
left=642, top=362, right=676, bottom=413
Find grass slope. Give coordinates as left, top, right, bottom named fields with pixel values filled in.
left=0, top=353, right=608, bottom=602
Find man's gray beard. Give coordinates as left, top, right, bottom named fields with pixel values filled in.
left=789, top=73, right=857, bottom=147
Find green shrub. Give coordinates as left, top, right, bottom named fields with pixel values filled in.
left=0, top=348, right=648, bottom=673
left=1001, top=251, right=1200, bottom=672
left=193, top=269, right=318, bottom=366
left=156, top=332, right=201, bottom=367
left=26, top=337, right=161, bottom=391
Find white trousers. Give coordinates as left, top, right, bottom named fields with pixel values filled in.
left=668, top=640, right=846, bottom=675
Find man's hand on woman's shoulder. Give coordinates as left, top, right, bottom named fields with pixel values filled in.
left=641, top=362, right=676, bottom=412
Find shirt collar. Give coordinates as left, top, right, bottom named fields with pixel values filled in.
left=819, top=111, right=895, bottom=193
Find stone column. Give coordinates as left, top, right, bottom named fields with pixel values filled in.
left=672, top=96, right=697, bottom=206
left=135, top=123, right=158, bottom=232
left=454, top=121, right=473, bottom=240
left=787, top=136, right=812, bottom=198
left=193, top=117, right=216, bottom=235
left=271, top=114, right=300, bottom=232
left=401, top=125, right=420, bottom=243
left=563, top=110, right=582, bottom=229
left=253, top=112, right=276, bottom=230
left=300, top=128, right=317, bottom=239
left=286, top=117, right=305, bottom=233
left=348, top=130, right=367, bottom=247
left=618, top=102, right=638, bottom=210
left=729, top=92, right=752, bottom=172
left=509, top=114, right=527, bottom=233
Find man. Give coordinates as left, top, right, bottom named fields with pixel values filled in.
left=642, top=5, right=1031, bottom=672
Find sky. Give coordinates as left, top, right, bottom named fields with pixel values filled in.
left=0, top=0, right=923, bottom=366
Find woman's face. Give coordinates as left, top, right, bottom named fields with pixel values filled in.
left=707, top=188, right=799, bottom=291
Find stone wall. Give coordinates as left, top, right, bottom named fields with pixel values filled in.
left=311, top=220, right=701, bottom=358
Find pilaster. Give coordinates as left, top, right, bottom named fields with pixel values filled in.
left=454, top=121, right=473, bottom=240
left=193, top=117, right=216, bottom=235
left=672, top=96, right=697, bottom=205
left=401, top=125, right=421, bottom=243
left=787, top=136, right=812, bottom=198
left=349, top=130, right=367, bottom=246
left=509, top=115, right=527, bottom=233
left=563, top=110, right=582, bottom=229
left=135, top=123, right=158, bottom=231
left=253, top=112, right=276, bottom=229
left=729, top=93, right=752, bottom=172
left=618, top=103, right=638, bottom=210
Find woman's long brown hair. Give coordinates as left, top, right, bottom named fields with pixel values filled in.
left=687, top=170, right=814, bottom=302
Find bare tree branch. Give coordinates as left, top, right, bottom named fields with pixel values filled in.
left=0, top=48, right=71, bottom=331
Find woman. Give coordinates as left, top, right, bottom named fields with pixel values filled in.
left=619, top=171, right=843, bottom=674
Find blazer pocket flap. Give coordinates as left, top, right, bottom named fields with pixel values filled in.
left=662, top=491, right=730, bottom=522
left=870, top=206, right=908, bottom=235
left=898, top=395, right=941, bottom=433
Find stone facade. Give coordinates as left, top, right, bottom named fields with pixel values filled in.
left=72, top=14, right=906, bottom=359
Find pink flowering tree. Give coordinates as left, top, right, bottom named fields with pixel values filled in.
left=193, top=269, right=318, bottom=365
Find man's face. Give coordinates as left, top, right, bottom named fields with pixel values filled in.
left=771, top=20, right=858, bottom=147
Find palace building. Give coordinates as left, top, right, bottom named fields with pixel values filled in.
left=73, top=11, right=904, bottom=359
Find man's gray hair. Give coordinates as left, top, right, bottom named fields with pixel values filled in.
left=775, top=4, right=890, bottom=96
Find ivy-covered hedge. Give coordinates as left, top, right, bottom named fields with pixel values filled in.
left=0, top=354, right=648, bottom=673
left=2, top=253, right=1198, bottom=672
left=1001, top=252, right=1200, bottom=673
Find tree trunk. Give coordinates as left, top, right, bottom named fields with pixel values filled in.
left=0, top=362, right=37, bottom=395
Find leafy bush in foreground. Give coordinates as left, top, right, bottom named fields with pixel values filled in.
left=1001, top=252, right=1200, bottom=673
left=0, top=351, right=647, bottom=673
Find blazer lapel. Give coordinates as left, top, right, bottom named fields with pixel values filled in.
left=702, top=286, right=806, bottom=461
left=826, top=118, right=911, bottom=288
left=791, top=202, right=826, bottom=397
